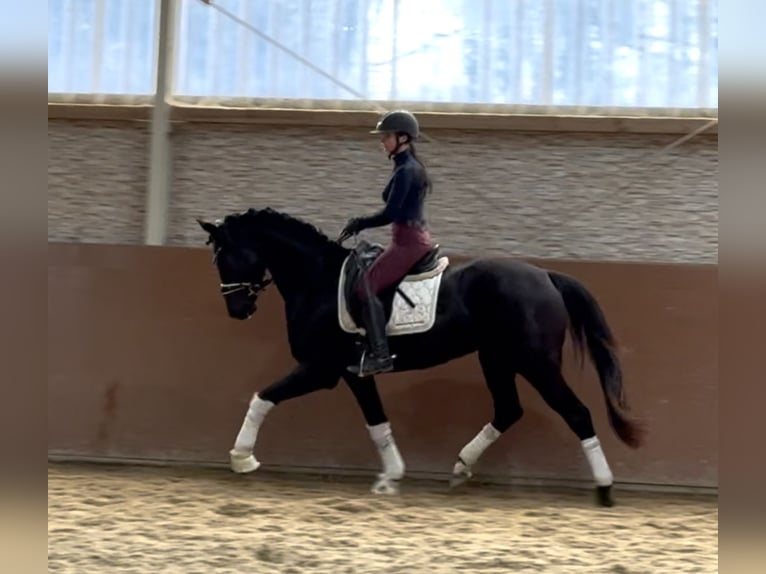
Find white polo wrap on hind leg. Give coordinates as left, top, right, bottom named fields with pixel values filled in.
left=458, top=423, right=502, bottom=467
left=368, top=421, right=405, bottom=480
left=581, top=436, right=613, bottom=486
left=233, top=393, right=274, bottom=453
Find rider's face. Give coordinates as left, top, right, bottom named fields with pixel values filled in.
left=380, top=132, right=402, bottom=155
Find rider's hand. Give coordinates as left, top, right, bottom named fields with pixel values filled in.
left=339, top=217, right=363, bottom=242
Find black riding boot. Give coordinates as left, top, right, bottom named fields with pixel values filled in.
left=347, top=294, right=394, bottom=377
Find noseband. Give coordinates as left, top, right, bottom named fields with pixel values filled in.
left=220, top=276, right=272, bottom=298
left=212, top=244, right=273, bottom=299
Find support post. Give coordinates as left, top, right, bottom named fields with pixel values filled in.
left=144, top=0, right=177, bottom=245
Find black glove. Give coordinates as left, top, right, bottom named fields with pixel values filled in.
left=338, top=217, right=365, bottom=243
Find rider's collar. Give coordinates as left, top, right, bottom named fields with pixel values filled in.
left=392, top=147, right=412, bottom=165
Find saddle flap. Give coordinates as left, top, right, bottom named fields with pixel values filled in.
left=341, top=240, right=386, bottom=316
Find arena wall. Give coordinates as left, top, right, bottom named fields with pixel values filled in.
left=48, top=242, right=717, bottom=490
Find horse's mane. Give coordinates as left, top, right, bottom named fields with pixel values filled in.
left=224, top=207, right=348, bottom=259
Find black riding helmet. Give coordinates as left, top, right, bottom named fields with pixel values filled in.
left=370, top=110, right=420, bottom=141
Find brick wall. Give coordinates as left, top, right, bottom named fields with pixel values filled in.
left=48, top=119, right=717, bottom=263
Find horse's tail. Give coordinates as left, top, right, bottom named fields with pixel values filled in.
left=547, top=271, right=646, bottom=449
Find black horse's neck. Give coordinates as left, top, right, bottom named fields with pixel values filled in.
left=235, top=208, right=348, bottom=305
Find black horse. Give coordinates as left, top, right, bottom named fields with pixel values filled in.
left=197, top=207, right=645, bottom=506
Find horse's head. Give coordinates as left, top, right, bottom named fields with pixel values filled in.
left=197, top=216, right=271, bottom=320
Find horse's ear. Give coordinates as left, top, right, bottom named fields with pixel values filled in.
left=197, top=218, right=220, bottom=245
left=197, top=218, right=218, bottom=235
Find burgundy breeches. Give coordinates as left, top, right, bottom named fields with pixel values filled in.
left=356, top=223, right=433, bottom=302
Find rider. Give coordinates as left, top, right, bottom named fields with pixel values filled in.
left=339, top=110, right=435, bottom=377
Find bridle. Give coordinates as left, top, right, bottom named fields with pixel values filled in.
left=213, top=245, right=273, bottom=300
left=219, top=276, right=272, bottom=298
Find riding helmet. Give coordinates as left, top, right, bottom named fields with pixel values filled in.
left=370, top=110, right=420, bottom=140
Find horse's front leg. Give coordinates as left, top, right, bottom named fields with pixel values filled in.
left=230, top=363, right=339, bottom=473
left=342, top=373, right=405, bottom=495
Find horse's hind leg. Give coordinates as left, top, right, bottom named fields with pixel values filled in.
left=450, top=348, right=524, bottom=487
left=519, top=357, right=616, bottom=507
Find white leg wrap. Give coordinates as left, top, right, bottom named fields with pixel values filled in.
left=232, top=394, right=274, bottom=453
left=368, top=422, right=405, bottom=480
left=581, top=436, right=614, bottom=486
left=457, top=423, right=502, bottom=467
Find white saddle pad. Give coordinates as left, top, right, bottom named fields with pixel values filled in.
left=337, top=255, right=450, bottom=336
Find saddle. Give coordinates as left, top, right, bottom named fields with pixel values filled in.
left=338, top=240, right=449, bottom=337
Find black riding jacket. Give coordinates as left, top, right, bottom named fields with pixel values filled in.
left=356, top=149, right=428, bottom=230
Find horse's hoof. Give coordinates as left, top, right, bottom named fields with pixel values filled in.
left=229, top=449, right=261, bottom=474
left=449, top=461, right=473, bottom=489
left=596, top=485, right=615, bottom=507
left=371, top=476, right=400, bottom=495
